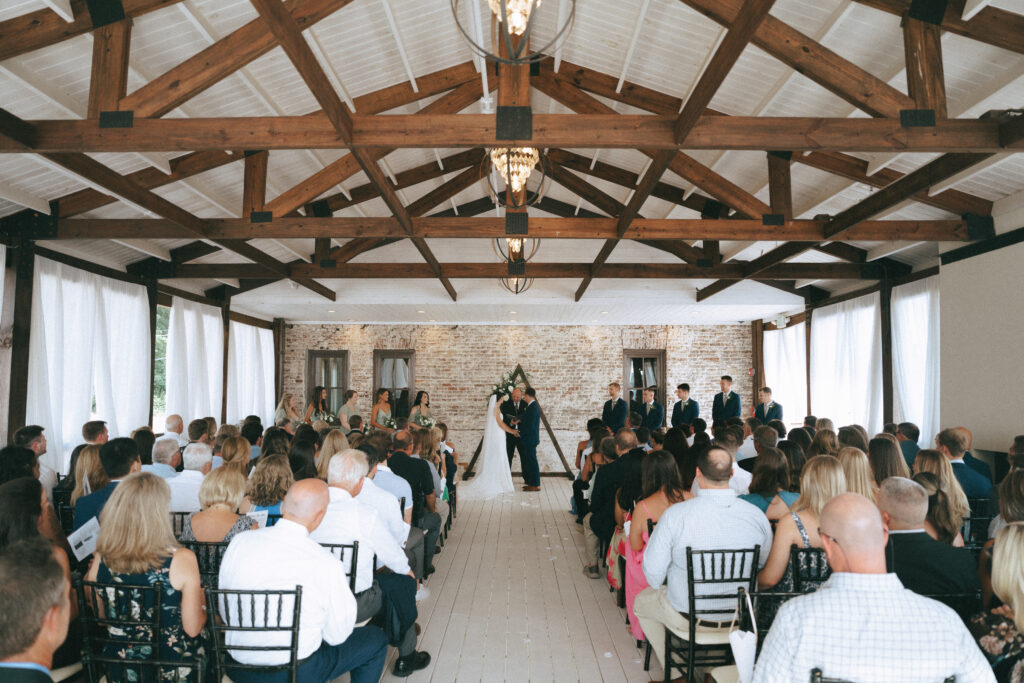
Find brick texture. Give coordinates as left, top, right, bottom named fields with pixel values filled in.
left=283, top=324, right=752, bottom=473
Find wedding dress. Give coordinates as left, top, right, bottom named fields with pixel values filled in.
left=458, top=395, right=515, bottom=500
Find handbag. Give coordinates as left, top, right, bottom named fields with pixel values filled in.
left=729, top=589, right=758, bottom=683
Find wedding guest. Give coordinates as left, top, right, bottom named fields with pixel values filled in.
left=838, top=447, right=877, bottom=502
left=778, top=439, right=806, bottom=493
left=0, top=477, right=71, bottom=574
left=582, top=430, right=636, bottom=579
left=338, top=390, right=359, bottom=433
left=956, top=427, right=993, bottom=483
left=130, top=427, right=156, bottom=466
left=165, top=414, right=188, bottom=448
left=202, top=417, right=217, bottom=442
left=689, top=418, right=707, bottom=446
left=73, top=438, right=141, bottom=531
left=936, top=428, right=992, bottom=500
left=288, top=438, right=319, bottom=481
left=838, top=425, right=870, bottom=453
left=806, top=429, right=840, bottom=459
left=692, top=425, right=751, bottom=494
left=815, top=417, right=835, bottom=433
left=602, top=382, right=628, bottom=433
left=754, top=387, right=782, bottom=422
left=71, top=446, right=109, bottom=507
left=186, top=419, right=209, bottom=445
left=167, top=443, right=211, bottom=513
left=85, top=473, right=206, bottom=680
left=13, top=426, right=58, bottom=502
left=316, top=430, right=351, bottom=481
left=259, top=426, right=291, bottom=459
left=143, top=438, right=180, bottom=480
left=738, top=426, right=780, bottom=473
left=348, top=415, right=365, bottom=437
left=575, top=433, right=616, bottom=524
left=274, top=393, right=302, bottom=426
left=768, top=419, right=787, bottom=440
left=740, top=447, right=797, bottom=517
left=241, top=454, right=294, bottom=522
left=240, top=421, right=263, bottom=461
left=897, top=422, right=922, bottom=468
left=913, top=471, right=966, bottom=546
left=670, top=383, right=699, bottom=428
left=787, top=427, right=813, bottom=458
left=305, top=385, right=330, bottom=424
left=178, top=468, right=258, bottom=543
left=712, top=375, right=741, bottom=421
left=371, top=389, right=395, bottom=434
left=915, top=449, right=971, bottom=530
left=971, top=523, right=1024, bottom=681
left=869, top=436, right=912, bottom=485
left=388, top=433, right=441, bottom=577
left=803, top=415, right=817, bottom=433
left=753, top=493, right=992, bottom=683
left=216, top=436, right=252, bottom=475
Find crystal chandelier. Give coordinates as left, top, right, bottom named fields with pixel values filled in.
left=500, top=275, right=534, bottom=295
left=451, top=0, right=575, bottom=65
left=490, top=147, right=539, bottom=194
left=486, top=0, right=537, bottom=36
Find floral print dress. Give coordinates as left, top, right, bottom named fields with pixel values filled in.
left=971, top=610, right=1024, bottom=682
left=96, top=552, right=205, bottom=682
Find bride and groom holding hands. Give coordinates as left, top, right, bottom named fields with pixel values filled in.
left=460, top=386, right=542, bottom=499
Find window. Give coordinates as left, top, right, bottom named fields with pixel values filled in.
left=623, top=350, right=666, bottom=425
left=306, top=350, right=349, bottom=414
left=373, top=350, right=415, bottom=420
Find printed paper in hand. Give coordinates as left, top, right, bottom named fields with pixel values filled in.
left=247, top=509, right=269, bottom=528
left=68, top=516, right=100, bottom=562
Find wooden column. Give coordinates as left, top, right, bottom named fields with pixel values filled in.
left=147, top=279, right=158, bottom=427
left=272, top=317, right=286, bottom=403
left=751, top=320, right=766, bottom=417
left=220, top=299, right=231, bottom=425
left=880, top=278, right=894, bottom=425
left=805, top=308, right=813, bottom=418
left=242, top=150, right=269, bottom=216
left=87, top=19, right=132, bottom=118
left=767, top=151, right=793, bottom=218
left=7, top=242, right=35, bottom=440
left=902, top=15, right=947, bottom=118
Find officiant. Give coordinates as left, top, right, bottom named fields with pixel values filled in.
left=501, top=387, right=528, bottom=468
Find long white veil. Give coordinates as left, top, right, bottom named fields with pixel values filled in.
left=459, top=394, right=514, bottom=500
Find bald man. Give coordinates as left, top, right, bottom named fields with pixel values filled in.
left=218, top=479, right=387, bottom=683
left=753, top=493, right=994, bottom=683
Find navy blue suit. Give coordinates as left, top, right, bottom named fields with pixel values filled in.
left=671, top=399, right=700, bottom=428
left=640, top=401, right=664, bottom=431
left=712, top=391, right=741, bottom=421
left=964, top=451, right=992, bottom=482
left=602, top=398, right=627, bottom=432
left=73, top=481, right=119, bottom=531
left=754, top=401, right=782, bottom=422
left=518, top=400, right=541, bottom=487
left=900, top=440, right=920, bottom=468
left=952, top=461, right=991, bottom=499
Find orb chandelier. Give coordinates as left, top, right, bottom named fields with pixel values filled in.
left=493, top=236, right=540, bottom=263
left=486, top=147, right=546, bottom=209
left=500, top=275, right=534, bottom=295
left=451, top=0, right=576, bottom=65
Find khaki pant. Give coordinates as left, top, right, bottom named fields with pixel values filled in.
left=582, top=512, right=601, bottom=567
left=633, top=585, right=733, bottom=675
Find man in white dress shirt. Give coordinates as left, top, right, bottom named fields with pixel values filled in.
left=141, top=438, right=180, bottom=479
left=165, top=414, right=189, bottom=449
left=635, top=446, right=771, bottom=672
left=166, top=442, right=210, bottom=512
left=311, top=450, right=430, bottom=677
left=753, top=493, right=994, bottom=683
left=218, top=479, right=387, bottom=683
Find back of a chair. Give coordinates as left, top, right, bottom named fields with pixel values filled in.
left=267, top=513, right=283, bottom=527
left=811, top=669, right=954, bottom=683
left=962, top=502, right=993, bottom=551
left=53, top=487, right=74, bottom=537
left=685, top=546, right=761, bottom=625
left=170, top=511, right=190, bottom=539
left=206, top=586, right=303, bottom=683
left=922, top=590, right=983, bottom=625
left=400, top=496, right=406, bottom=515
left=789, top=546, right=831, bottom=593
left=179, top=540, right=231, bottom=589
left=736, top=587, right=803, bottom=649
left=319, top=541, right=360, bottom=592
left=647, top=518, right=656, bottom=536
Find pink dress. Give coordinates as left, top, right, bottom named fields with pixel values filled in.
left=624, top=500, right=652, bottom=640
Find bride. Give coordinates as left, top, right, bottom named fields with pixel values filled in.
left=458, top=393, right=517, bottom=500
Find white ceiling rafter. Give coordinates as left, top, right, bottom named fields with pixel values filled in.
left=0, top=180, right=51, bottom=214
left=379, top=0, right=418, bottom=93
left=616, top=0, right=652, bottom=94
left=111, top=239, right=172, bottom=261
left=39, top=0, right=74, bottom=23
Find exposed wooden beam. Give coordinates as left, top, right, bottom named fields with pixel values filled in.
left=767, top=151, right=793, bottom=218
left=902, top=13, right=947, bottom=118
left=0, top=108, right=36, bottom=150
left=88, top=19, right=133, bottom=119
left=242, top=150, right=269, bottom=216
left=696, top=240, right=817, bottom=301
left=1, top=115, right=1008, bottom=153
left=406, top=162, right=487, bottom=218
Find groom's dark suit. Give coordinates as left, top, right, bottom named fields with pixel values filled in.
left=501, top=397, right=528, bottom=468
left=518, top=399, right=541, bottom=488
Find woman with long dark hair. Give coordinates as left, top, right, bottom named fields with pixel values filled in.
left=410, top=391, right=432, bottom=427
left=304, top=385, right=329, bottom=423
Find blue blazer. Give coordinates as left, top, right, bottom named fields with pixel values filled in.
left=519, top=400, right=541, bottom=447
left=602, top=398, right=627, bottom=432
left=964, top=451, right=992, bottom=483
left=900, top=440, right=920, bottom=468
left=73, top=481, right=119, bottom=531
left=754, top=401, right=782, bottom=422
left=640, top=401, right=664, bottom=431
left=952, top=461, right=992, bottom=499
left=712, top=391, right=741, bottom=421
left=671, top=399, right=700, bottom=427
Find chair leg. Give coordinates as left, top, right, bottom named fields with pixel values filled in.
left=643, top=641, right=651, bottom=671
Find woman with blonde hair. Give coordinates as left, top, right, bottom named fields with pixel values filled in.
left=970, top=522, right=1024, bottom=681
left=274, top=393, right=301, bottom=425
left=84, top=473, right=205, bottom=679
left=241, top=454, right=294, bottom=522
left=179, top=468, right=257, bottom=543
left=217, top=435, right=252, bottom=475
left=316, top=429, right=350, bottom=481
left=913, top=471, right=965, bottom=546
left=805, top=429, right=840, bottom=459
left=414, top=428, right=444, bottom=497
left=71, top=445, right=108, bottom=506
left=914, top=448, right=970, bottom=521
left=759, top=455, right=847, bottom=589
left=837, top=446, right=877, bottom=502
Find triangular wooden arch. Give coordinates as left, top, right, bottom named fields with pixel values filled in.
left=463, top=364, right=574, bottom=480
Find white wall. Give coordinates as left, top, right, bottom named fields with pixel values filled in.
left=940, top=240, right=1024, bottom=451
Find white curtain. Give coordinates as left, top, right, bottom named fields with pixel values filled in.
left=226, top=321, right=275, bottom=426
left=892, top=277, right=940, bottom=447
left=26, top=257, right=150, bottom=473
left=810, top=292, right=884, bottom=434
left=763, top=321, right=807, bottom=426
left=166, top=296, right=223, bottom=424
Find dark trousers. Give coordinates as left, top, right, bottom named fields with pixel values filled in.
left=572, top=476, right=590, bottom=522
left=506, top=434, right=522, bottom=468
left=418, top=511, right=442, bottom=573
left=355, top=581, right=417, bottom=656
left=228, top=626, right=386, bottom=683
left=520, top=443, right=540, bottom=487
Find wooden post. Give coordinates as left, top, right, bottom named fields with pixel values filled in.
left=147, top=279, right=158, bottom=427
left=272, top=317, right=286, bottom=401
left=7, top=241, right=35, bottom=441
left=767, top=151, right=793, bottom=218
left=902, top=15, right=947, bottom=118
left=880, top=278, right=894, bottom=425
left=220, top=299, right=230, bottom=425
left=87, top=19, right=132, bottom=118
left=751, top=320, right=765, bottom=415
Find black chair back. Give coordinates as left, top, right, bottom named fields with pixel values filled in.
left=647, top=518, right=656, bottom=536
left=400, top=496, right=406, bottom=515
left=789, top=546, right=831, bottom=593
left=267, top=513, right=283, bottom=527
left=736, top=587, right=803, bottom=649
left=206, top=587, right=303, bottom=683
left=686, top=546, right=762, bottom=621
left=53, top=486, right=74, bottom=536
left=319, top=541, right=360, bottom=592
left=170, top=511, right=190, bottom=539
left=75, top=577, right=204, bottom=683
left=922, top=590, right=983, bottom=625
left=811, top=668, right=954, bottom=683
left=179, top=540, right=231, bottom=589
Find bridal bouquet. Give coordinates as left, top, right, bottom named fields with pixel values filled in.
left=379, top=414, right=397, bottom=430
left=412, top=414, right=437, bottom=429
left=312, top=410, right=336, bottom=424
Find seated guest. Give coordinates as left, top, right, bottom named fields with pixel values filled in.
left=310, top=451, right=429, bottom=677
left=635, top=446, right=771, bottom=671
left=203, top=417, right=217, bottom=442
left=956, top=427, right=993, bottom=483
left=838, top=425, right=869, bottom=453
left=738, top=425, right=780, bottom=473
left=837, top=447, right=877, bottom=502
left=73, top=438, right=140, bottom=531
left=348, top=415, right=365, bottom=437
left=868, top=436, right=911, bottom=485
left=740, top=447, right=797, bottom=517
left=186, top=418, right=209, bottom=445
left=689, top=417, right=707, bottom=446
left=0, top=446, right=40, bottom=487
left=777, top=439, right=806, bottom=493
left=242, top=454, right=294, bottom=521
left=691, top=426, right=751, bottom=494
left=71, top=446, right=109, bottom=507
left=214, top=436, right=251, bottom=475
left=288, top=438, right=319, bottom=481
left=12, top=426, right=57, bottom=502
left=768, top=419, right=787, bottom=440
left=815, top=417, right=835, bottom=433
left=360, top=443, right=412, bottom=525
left=803, top=415, right=817, bottom=434
left=167, top=443, right=211, bottom=513
left=915, top=449, right=972, bottom=532
left=752, top=493, right=992, bottom=682
left=936, top=428, right=992, bottom=500
left=131, top=426, right=156, bottom=466
left=0, top=477, right=71, bottom=576
left=84, top=473, right=206, bottom=679
left=805, top=429, right=839, bottom=458
left=897, top=422, right=922, bottom=468
left=753, top=386, right=782, bottom=422
left=0, top=537, right=72, bottom=683
left=143, top=438, right=180, bottom=480
left=218, top=479, right=387, bottom=683
left=179, top=468, right=258, bottom=543
left=913, top=472, right=967, bottom=547
left=625, top=450, right=688, bottom=641
left=582, top=429, right=637, bottom=579
left=760, top=456, right=846, bottom=590
left=635, top=427, right=652, bottom=453
left=165, top=413, right=189, bottom=449
left=316, top=430, right=350, bottom=481
left=970, top=523, right=1024, bottom=681
left=878, top=477, right=979, bottom=618
left=989, top=470, right=1024, bottom=540
left=240, top=420, right=263, bottom=461
left=736, top=418, right=761, bottom=462
left=260, top=426, right=291, bottom=459
left=388, top=433, right=441, bottom=578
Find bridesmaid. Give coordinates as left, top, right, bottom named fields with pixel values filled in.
left=274, top=393, right=301, bottom=425
left=304, top=385, right=329, bottom=423
left=370, top=388, right=394, bottom=433
left=410, top=391, right=432, bottom=426
left=338, top=390, right=359, bottom=432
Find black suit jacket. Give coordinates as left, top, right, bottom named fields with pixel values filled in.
left=0, top=665, right=53, bottom=682
left=589, top=456, right=627, bottom=543
left=501, top=398, right=527, bottom=441
left=885, top=531, right=979, bottom=611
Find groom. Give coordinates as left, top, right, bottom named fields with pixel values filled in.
left=519, top=387, right=542, bottom=492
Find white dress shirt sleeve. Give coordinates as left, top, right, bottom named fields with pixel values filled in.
left=370, top=514, right=411, bottom=576
left=321, top=557, right=358, bottom=647
left=641, top=510, right=672, bottom=588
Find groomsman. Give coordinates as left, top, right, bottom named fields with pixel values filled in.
left=640, top=387, right=664, bottom=431
left=602, top=382, right=628, bottom=432
left=754, top=387, right=783, bottom=422
left=670, top=383, right=700, bottom=428
left=712, top=375, right=742, bottom=421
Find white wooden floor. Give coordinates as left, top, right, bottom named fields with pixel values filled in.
left=379, top=477, right=655, bottom=683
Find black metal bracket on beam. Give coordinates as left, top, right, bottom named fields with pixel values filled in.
left=963, top=212, right=996, bottom=241
left=496, top=106, right=532, bottom=140
left=767, top=150, right=793, bottom=161
left=860, top=264, right=889, bottom=279
left=243, top=150, right=264, bottom=158
left=99, top=111, right=133, bottom=128
left=508, top=259, right=526, bottom=276
left=85, top=0, right=126, bottom=28
left=701, top=200, right=726, bottom=220
left=696, top=258, right=714, bottom=268
left=900, top=109, right=937, bottom=127
left=0, top=209, right=58, bottom=242
left=250, top=211, right=273, bottom=223
left=129, top=258, right=176, bottom=280
left=907, top=0, right=949, bottom=25
left=319, top=259, right=337, bottom=268
left=309, top=200, right=332, bottom=217
left=505, top=212, right=528, bottom=235
left=762, top=214, right=786, bottom=226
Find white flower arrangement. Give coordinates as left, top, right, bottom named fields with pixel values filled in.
left=380, top=414, right=397, bottom=430
left=490, top=369, right=529, bottom=399
left=412, top=414, right=437, bottom=429
left=312, top=410, right=336, bottom=424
